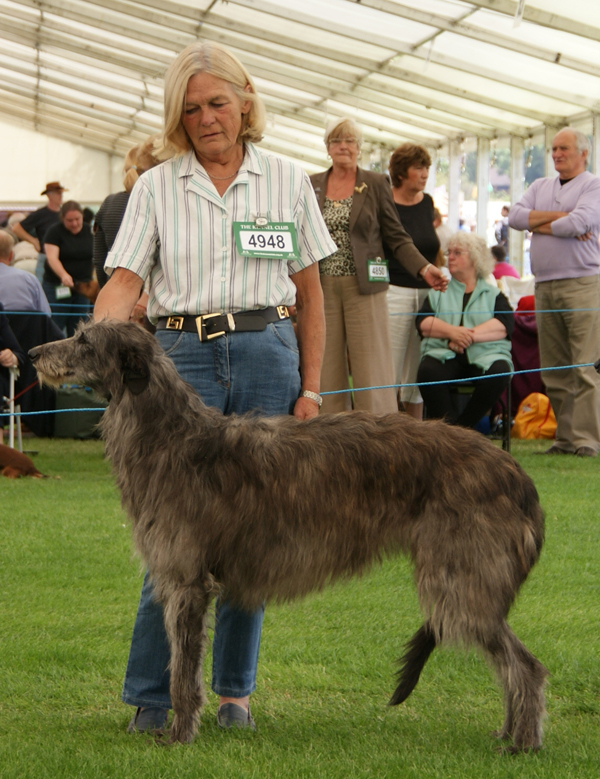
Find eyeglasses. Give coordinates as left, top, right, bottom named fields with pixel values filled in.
left=328, top=138, right=359, bottom=145
left=445, top=249, right=468, bottom=258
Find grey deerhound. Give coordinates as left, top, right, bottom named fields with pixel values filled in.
left=30, top=320, right=547, bottom=751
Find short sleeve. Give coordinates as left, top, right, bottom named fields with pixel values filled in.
left=104, top=180, right=159, bottom=281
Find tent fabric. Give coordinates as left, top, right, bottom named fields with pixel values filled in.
left=1, top=0, right=599, bottom=170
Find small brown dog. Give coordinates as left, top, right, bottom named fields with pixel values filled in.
left=0, top=443, right=46, bottom=478
left=74, top=280, right=100, bottom=305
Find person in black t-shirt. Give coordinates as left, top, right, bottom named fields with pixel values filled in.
left=384, top=144, right=441, bottom=420
left=43, top=201, right=93, bottom=337
left=12, top=182, right=66, bottom=282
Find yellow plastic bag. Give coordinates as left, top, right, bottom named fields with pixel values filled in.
left=511, top=392, right=556, bottom=440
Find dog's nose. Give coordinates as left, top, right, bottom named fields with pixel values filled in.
left=28, top=346, right=41, bottom=362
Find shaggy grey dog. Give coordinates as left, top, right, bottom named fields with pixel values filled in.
left=30, top=320, right=547, bottom=751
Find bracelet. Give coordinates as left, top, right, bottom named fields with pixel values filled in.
left=300, top=390, right=323, bottom=407
left=421, top=263, right=434, bottom=277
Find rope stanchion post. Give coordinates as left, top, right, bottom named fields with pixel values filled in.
left=6, top=366, right=25, bottom=450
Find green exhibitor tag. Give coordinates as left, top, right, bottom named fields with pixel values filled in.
left=233, top=220, right=300, bottom=261
left=55, top=285, right=72, bottom=300
left=367, top=258, right=390, bottom=282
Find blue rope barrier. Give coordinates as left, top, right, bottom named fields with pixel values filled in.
left=389, top=307, right=600, bottom=316
left=320, top=362, right=597, bottom=396
left=6, top=308, right=92, bottom=316
left=7, top=306, right=600, bottom=318
left=2, top=362, right=595, bottom=416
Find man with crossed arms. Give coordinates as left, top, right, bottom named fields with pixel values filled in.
left=510, top=127, right=600, bottom=456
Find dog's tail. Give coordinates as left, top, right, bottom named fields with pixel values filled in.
left=389, top=621, right=437, bottom=705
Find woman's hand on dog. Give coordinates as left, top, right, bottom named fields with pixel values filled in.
left=294, top=395, right=320, bottom=420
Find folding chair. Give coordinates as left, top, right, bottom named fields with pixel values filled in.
left=449, top=380, right=512, bottom=453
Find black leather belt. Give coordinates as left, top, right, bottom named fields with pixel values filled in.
left=156, top=306, right=290, bottom=342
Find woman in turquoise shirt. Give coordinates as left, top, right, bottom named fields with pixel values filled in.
left=416, top=232, right=513, bottom=428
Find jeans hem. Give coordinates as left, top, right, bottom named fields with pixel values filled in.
left=211, top=683, right=257, bottom=698
left=122, top=688, right=172, bottom=709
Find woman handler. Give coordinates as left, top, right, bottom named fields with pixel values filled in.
left=94, top=41, right=335, bottom=733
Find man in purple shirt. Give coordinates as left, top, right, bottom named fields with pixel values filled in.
left=510, top=127, right=600, bottom=457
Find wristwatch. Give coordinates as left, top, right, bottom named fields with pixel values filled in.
left=300, top=390, right=323, bottom=407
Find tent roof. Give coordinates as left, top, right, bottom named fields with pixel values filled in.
left=1, top=0, right=600, bottom=171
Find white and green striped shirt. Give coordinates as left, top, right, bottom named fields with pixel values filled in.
left=105, top=143, right=336, bottom=323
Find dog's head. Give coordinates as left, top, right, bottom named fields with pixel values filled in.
left=29, top=319, right=156, bottom=401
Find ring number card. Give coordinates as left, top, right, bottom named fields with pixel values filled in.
left=55, top=285, right=72, bottom=300
left=233, top=219, right=300, bottom=261
left=367, top=258, right=390, bottom=282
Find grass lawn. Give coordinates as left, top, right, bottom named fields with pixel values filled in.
left=0, top=437, right=598, bottom=778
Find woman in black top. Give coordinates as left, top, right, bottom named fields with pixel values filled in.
left=384, top=143, right=441, bottom=420
left=93, top=137, right=159, bottom=291
left=43, top=201, right=93, bottom=337
left=0, top=302, right=26, bottom=441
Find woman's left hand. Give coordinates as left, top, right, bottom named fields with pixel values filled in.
left=448, top=339, right=465, bottom=354
left=60, top=272, right=75, bottom=288
left=293, top=395, right=320, bottom=420
left=420, top=264, right=448, bottom=291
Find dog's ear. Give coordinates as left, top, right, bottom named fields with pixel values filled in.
left=120, top=345, right=150, bottom=395
left=122, top=367, right=149, bottom=395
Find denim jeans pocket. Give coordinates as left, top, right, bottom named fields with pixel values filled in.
left=155, top=330, right=187, bottom=357
left=267, top=320, right=299, bottom=354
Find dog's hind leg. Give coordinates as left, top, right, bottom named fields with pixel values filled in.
left=389, top=621, right=437, bottom=705
left=162, top=583, right=212, bottom=744
left=480, top=622, right=548, bottom=753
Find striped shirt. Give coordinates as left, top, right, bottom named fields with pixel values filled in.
left=105, top=143, right=336, bottom=322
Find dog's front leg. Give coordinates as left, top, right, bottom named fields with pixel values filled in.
left=162, top=583, right=212, bottom=744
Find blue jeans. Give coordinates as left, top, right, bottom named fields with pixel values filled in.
left=42, top=279, right=90, bottom=338
left=122, top=320, right=301, bottom=708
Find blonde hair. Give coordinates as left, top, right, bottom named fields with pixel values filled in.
left=122, top=135, right=160, bottom=192
left=156, top=42, right=266, bottom=160
left=324, top=117, right=363, bottom=149
left=447, top=232, right=495, bottom=279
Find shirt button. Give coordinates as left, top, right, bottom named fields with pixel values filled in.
left=220, top=276, right=226, bottom=282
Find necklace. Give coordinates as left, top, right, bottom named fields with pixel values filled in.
left=208, top=169, right=239, bottom=181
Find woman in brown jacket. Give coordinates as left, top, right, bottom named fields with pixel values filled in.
left=310, top=118, right=446, bottom=413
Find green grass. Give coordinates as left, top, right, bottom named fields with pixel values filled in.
left=1, top=438, right=599, bottom=778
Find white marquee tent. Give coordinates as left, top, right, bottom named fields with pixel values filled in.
left=1, top=0, right=600, bottom=252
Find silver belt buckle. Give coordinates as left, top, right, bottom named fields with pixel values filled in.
left=195, top=313, right=226, bottom=342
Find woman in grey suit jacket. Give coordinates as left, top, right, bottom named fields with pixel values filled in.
left=310, top=118, right=446, bottom=414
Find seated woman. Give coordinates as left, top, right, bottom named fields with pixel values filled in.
left=416, top=232, right=514, bottom=428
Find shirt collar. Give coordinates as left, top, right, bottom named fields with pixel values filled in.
left=239, top=142, right=263, bottom=176
left=177, top=143, right=263, bottom=181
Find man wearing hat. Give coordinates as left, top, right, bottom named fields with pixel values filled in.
left=13, top=182, right=67, bottom=282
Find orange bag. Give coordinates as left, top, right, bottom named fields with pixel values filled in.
left=511, top=392, right=556, bottom=440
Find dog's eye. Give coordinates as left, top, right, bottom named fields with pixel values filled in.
left=77, top=332, right=88, bottom=345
